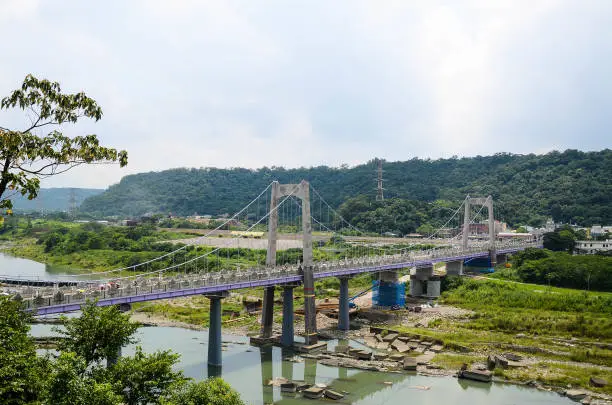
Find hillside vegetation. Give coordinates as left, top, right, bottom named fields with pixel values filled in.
left=79, top=149, right=612, bottom=226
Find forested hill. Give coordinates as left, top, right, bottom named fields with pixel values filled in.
left=79, top=149, right=612, bottom=226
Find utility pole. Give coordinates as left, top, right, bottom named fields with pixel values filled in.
left=68, top=188, right=77, bottom=219
left=375, top=158, right=384, bottom=201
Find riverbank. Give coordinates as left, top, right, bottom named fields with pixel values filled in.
left=32, top=311, right=612, bottom=404
left=116, top=279, right=612, bottom=399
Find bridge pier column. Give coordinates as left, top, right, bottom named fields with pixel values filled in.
left=206, top=292, right=229, bottom=368
left=260, top=286, right=275, bottom=339
left=426, top=276, right=441, bottom=298
left=489, top=249, right=497, bottom=268
left=446, top=260, right=463, bottom=276
left=303, top=265, right=318, bottom=345
left=409, top=266, right=433, bottom=297
left=409, top=275, right=423, bottom=297
left=379, top=270, right=399, bottom=283
left=107, top=303, right=132, bottom=367
left=338, top=277, right=350, bottom=331
left=281, top=285, right=295, bottom=347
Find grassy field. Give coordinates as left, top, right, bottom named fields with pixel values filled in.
left=390, top=277, right=612, bottom=395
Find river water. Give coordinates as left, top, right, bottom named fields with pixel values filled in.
left=0, top=251, right=88, bottom=281
left=6, top=253, right=574, bottom=405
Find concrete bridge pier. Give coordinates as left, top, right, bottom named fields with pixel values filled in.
left=426, top=276, right=441, bottom=298
left=260, top=286, right=275, bottom=339
left=281, top=285, right=296, bottom=347
left=409, top=266, right=433, bottom=297
left=106, top=303, right=132, bottom=367
left=338, top=276, right=351, bottom=331
left=379, top=270, right=399, bottom=283
left=489, top=249, right=498, bottom=268
left=446, top=260, right=463, bottom=276
left=206, top=291, right=229, bottom=368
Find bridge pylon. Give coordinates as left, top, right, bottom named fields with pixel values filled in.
left=262, top=180, right=317, bottom=346
left=462, top=195, right=497, bottom=267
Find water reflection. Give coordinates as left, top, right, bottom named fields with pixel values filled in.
left=260, top=347, right=274, bottom=404
left=0, top=252, right=87, bottom=281
left=457, top=376, right=493, bottom=393
left=29, top=316, right=573, bottom=404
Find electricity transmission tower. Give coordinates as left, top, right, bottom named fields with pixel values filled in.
left=375, top=158, right=384, bottom=201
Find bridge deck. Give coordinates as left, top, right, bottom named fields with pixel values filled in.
left=7, top=243, right=539, bottom=315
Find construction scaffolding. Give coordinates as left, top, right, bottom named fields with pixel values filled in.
left=372, top=280, right=405, bottom=308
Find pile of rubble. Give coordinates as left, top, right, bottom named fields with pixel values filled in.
left=266, top=378, right=346, bottom=401
left=361, top=329, right=444, bottom=355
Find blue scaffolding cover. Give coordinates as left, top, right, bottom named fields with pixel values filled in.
left=372, top=280, right=406, bottom=308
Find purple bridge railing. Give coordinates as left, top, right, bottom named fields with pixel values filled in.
left=16, top=243, right=540, bottom=315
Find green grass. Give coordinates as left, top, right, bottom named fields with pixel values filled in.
left=384, top=278, right=612, bottom=394
left=441, top=277, right=612, bottom=339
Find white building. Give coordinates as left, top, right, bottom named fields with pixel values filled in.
left=590, top=225, right=612, bottom=238
left=574, top=240, right=612, bottom=255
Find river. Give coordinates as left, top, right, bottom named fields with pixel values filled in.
left=0, top=251, right=89, bottom=281
left=5, top=253, right=574, bottom=404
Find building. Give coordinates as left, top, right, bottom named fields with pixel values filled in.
left=590, top=225, right=612, bottom=238
left=574, top=240, right=612, bottom=255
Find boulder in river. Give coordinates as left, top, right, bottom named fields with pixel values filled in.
left=303, top=387, right=324, bottom=399
left=324, top=389, right=345, bottom=400
left=589, top=377, right=607, bottom=388
left=565, top=389, right=587, bottom=401
left=458, top=369, right=492, bottom=383
left=403, top=357, right=417, bottom=371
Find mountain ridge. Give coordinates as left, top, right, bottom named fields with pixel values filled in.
left=79, top=149, right=612, bottom=226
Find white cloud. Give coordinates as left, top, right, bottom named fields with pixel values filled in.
left=0, top=0, right=610, bottom=188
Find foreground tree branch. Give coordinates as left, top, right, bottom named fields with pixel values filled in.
left=0, top=74, right=128, bottom=210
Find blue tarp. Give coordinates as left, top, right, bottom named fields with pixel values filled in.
left=372, top=280, right=406, bottom=308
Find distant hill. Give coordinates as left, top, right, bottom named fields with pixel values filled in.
left=12, top=188, right=104, bottom=212
left=79, top=149, right=612, bottom=226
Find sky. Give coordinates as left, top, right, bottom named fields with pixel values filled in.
left=0, top=0, right=611, bottom=189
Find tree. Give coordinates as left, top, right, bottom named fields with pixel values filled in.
left=416, top=223, right=435, bottom=236
left=0, top=296, right=46, bottom=404
left=0, top=74, right=127, bottom=210
left=55, top=301, right=139, bottom=365
left=543, top=230, right=576, bottom=252
left=45, top=352, right=121, bottom=405
left=109, top=347, right=186, bottom=405
left=162, top=378, right=245, bottom=405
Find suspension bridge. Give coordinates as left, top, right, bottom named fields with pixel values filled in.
left=1, top=180, right=541, bottom=367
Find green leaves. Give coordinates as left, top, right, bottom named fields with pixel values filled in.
left=162, top=378, right=245, bottom=405
left=1, top=74, right=102, bottom=123
left=0, top=296, right=243, bottom=405
left=0, top=296, right=46, bottom=404
left=55, top=301, right=140, bottom=365
left=110, top=347, right=186, bottom=405
left=0, top=74, right=128, bottom=211
left=45, top=352, right=121, bottom=405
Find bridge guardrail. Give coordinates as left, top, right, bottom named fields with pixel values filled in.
left=11, top=241, right=539, bottom=313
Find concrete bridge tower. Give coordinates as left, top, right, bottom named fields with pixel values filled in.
left=462, top=195, right=496, bottom=267
left=261, top=181, right=317, bottom=346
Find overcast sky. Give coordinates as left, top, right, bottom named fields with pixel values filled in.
left=1, top=0, right=611, bottom=189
